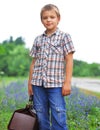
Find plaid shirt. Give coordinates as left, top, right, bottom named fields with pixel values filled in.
left=30, top=28, right=75, bottom=88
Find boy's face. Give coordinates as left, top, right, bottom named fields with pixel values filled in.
left=41, top=9, right=60, bottom=32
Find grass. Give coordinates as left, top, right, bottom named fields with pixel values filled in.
left=0, top=78, right=28, bottom=130
left=0, top=77, right=100, bottom=130
left=0, top=76, right=28, bottom=87
left=66, top=87, right=100, bottom=130
left=80, top=88, right=100, bottom=99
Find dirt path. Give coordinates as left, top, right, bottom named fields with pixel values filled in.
left=71, top=77, right=100, bottom=92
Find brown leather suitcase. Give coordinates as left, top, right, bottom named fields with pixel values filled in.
left=7, top=96, right=39, bottom=130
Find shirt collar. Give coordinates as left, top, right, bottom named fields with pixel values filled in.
left=42, top=28, right=60, bottom=37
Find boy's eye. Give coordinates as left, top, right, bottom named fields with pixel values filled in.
left=42, top=16, right=56, bottom=20
left=42, top=16, right=48, bottom=20
left=50, top=16, right=55, bottom=19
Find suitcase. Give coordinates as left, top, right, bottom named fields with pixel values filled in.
left=7, top=95, right=39, bottom=130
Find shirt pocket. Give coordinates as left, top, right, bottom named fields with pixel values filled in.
left=49, top=42, right=63, bottom=55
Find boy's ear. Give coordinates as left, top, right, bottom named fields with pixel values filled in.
left=58, top=17, right=60, bottom=23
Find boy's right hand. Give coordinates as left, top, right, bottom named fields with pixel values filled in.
left=28, top=83, right=33, bottom=95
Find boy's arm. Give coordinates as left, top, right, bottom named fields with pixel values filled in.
left=28, top=58, right=36, bottom=95
left=62, top=52, right=73, bottom=96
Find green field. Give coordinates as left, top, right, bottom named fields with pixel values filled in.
left=0, top=77, right=100, bottom=130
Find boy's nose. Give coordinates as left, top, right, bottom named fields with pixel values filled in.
left=47, top=17, right=51, bottom=21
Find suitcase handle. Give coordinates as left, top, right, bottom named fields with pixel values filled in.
left=29, top=95, right=33, bottom=101
left=26, top=95, right=33, bottom=109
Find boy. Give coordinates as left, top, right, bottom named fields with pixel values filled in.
left=28, top=4, right=75, bottom=130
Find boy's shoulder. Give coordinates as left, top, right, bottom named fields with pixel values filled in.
left=35, top=34, right=43, bottom=39
left=57, top=29, right=71, bottom=41
left=34, top=34, right=43, bottom=41
left=58, top=29, right=70, bottom=36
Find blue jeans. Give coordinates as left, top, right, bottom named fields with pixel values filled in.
left=32, top=85, right=68, bottom=130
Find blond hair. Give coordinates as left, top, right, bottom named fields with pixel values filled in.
left=40, top=4, right=60, bottom=19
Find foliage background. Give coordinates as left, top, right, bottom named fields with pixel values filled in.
left=0, top=36, right=32, bottom=76
left=0, top=36, right=100, bottom=77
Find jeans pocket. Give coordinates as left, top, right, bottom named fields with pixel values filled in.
left=56, top=107, right=66, bottom=125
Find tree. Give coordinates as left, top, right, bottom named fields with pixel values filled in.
left=0, top=36, right=31, bottom=76
left=15, top=37, right=25, bottom=45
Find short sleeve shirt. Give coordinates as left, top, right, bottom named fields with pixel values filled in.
left=30, top=28, right=75, bottom=88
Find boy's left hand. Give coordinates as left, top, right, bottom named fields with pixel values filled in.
left=62, top=82, right=71, bottom=96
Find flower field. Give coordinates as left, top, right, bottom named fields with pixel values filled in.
left=66, top=87, right=100, bottom=130
left=0, top=79, right=100, bottom=130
